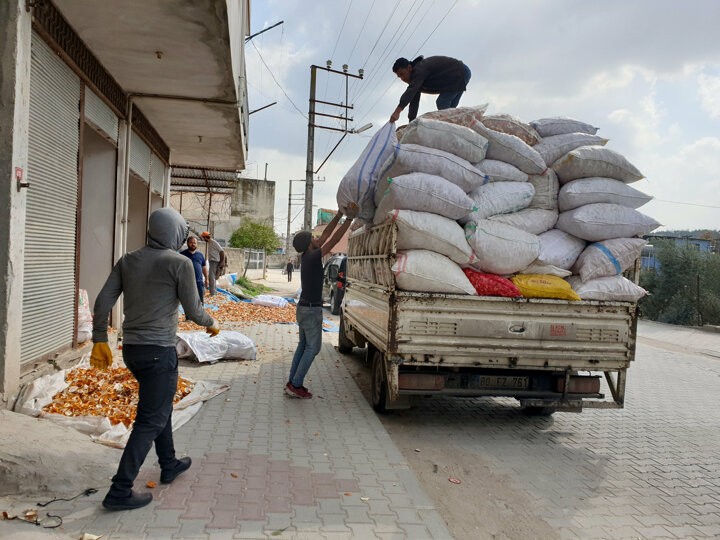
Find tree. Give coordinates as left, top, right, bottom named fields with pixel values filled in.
left=229, top=218, right=280, bottom=254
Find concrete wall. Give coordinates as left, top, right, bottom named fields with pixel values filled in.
left=0, top=0, right=31, bottom=401
left=224, top=247, right=264, bottom=280
left=231, top=178, right=275, bottom=227
left=79, top=125, right=116, bottom=308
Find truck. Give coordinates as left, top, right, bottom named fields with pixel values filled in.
left=337, top=221, right=639, bottom=415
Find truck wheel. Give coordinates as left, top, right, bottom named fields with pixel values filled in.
left=330, top=291, right=341, bottom=315
left=338, top=313, right=354, bottom=354
left=522, top=406, right=557, bottom=416
left=371, top=349, right=390, bottom=414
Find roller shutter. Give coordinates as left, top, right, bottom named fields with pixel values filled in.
left=130, top=131, right=151, bottom=184
left=84, top=87, right=118, bottom=144
left=22, top=33, right=80, bottom=364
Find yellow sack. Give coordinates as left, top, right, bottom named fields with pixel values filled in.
left=510, top=274, right=581, bottom=301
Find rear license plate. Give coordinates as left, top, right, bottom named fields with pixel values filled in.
left=472, top=375, right=528, bottom=389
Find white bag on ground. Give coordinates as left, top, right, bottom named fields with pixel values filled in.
left=336, top=122, right=397, bottom=221
left=393, top=249, right=476, bottom=295
left=528, top=168, right=560, bottom=210
left=481, top=114, right=541, bottom=146
left=419, top=104, right=488, bottom=127
left=488, top=208, right=558, bottom=235
left=558, top=177, right=653, bottom=211
left=251, top=294, right=289, bottom=308
left=567, top=275, right=648, bottom=302
left=388, top=209, right=473, bottom=265
left=572, top=237, right=648, bottom=282
left=537, top=229, right=587, bottom=270
left=465, top=220, right=540, bottom=275
left=77, top=289, right=92, bottom=343
left=557, top=203, right=660, bottom=241
left=534, top=133, right=609, bottom=166
left=380, top=144, right=489, bottom=194
left=465, top=182, right=534, bottom=222
left=472, top=121, right=546, bottom=174
left=400, top=118, right=489, bottom=163
left=474, top=159, right=528, bottom=183
left=177, top=331, right=257, bottom=363
left=374, top=172, right=475, bottom=224
left=530, top=117, right=599, bottom=137
left=553, top=145, right=644, bottom=184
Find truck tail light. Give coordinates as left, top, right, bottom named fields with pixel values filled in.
left=336, top=281, right=343, bottom=289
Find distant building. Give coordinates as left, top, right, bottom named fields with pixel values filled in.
left=641, top=234, right=715, bottom=271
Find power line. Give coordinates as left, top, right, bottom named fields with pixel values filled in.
left=347, top=0, right=377, bottom=65
left=652, top=199, right=720, bottom=209
left=330, top=0, right=354, bottom=62
left=250, top=41, right=307, bottom=120
left=412, top=0, right=459, bottom=56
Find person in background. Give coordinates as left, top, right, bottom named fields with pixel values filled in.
left=286, top=259, right=294, bottom=282
left=90, top=208, right=220, bottom=511
left=286, top=206, right=357, bottom=399
left=389, top=55, right=471, bottom=123
left=200, top=231, right=225, bottom=296
left=180, top=235, right=208, bottom=302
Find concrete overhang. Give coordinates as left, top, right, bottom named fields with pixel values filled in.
left=54, top=0, right=249, bottom=170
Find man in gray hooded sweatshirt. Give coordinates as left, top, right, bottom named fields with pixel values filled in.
left=91, top=207, right=219, bottom=511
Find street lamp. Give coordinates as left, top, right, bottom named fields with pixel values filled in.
left=351, top=123, right=373, bottom=134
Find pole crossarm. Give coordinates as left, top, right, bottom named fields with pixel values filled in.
left=312, top=98, right=354, bottom=109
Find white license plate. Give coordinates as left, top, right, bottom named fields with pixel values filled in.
left=473, top=375, right=528, bottom=389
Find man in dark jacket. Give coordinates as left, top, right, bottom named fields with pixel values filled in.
left=91, top=208, right=219, bottom=511
left=389, top=55, right=471, bottom=123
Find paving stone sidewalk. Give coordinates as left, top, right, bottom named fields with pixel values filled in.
left=1, top=322, right=451, bottom=539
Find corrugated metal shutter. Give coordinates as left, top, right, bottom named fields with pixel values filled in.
left=22, top=33, right=80, bottom=364
left=130, top=131, right=150, bottom=183
left=149, top=153, right=165, bottom=195
left=84, top=87, right=118, bottom=143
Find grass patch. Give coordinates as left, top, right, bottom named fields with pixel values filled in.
left=228, top=276, right=272, bottom=298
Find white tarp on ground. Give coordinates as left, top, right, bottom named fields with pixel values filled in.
left=14, top=355, right=229, bottom=449
left=177, top=331, right=257, bottom=363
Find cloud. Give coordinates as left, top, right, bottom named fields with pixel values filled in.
left=697, top=73, right=720, bottom=119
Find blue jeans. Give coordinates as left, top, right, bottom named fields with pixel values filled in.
left=436, top=63, right=472, bottom=110
left=108, top=345, right=178, bottom=497
left=289, top=306, right=323, bottom=387
left=195, top=281, right=205, bottom=303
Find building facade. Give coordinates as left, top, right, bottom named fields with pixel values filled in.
left=0, top=0, right=250, bottom=402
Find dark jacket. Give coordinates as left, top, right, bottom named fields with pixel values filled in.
left=398, top=56, right=467, bottom=120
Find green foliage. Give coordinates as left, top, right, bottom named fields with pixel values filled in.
left=229, top=219, right=280, bottom=253
left=639, top=239, right=720, bottom=326
left=225, top=276, right=272, bottom=299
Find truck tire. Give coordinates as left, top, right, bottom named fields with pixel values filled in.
left=330, top=291, right=341, bottom=315
left=521, top=405, right=557, bottom=416
left=370, top=349, right=390, bottom=414
left=338, top=313, right=354, bottom=354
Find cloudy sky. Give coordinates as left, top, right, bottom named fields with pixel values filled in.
left=242, top=0, right=720, bottom=235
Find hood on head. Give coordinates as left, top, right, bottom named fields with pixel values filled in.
left=147, top=208, right=188, bottom=251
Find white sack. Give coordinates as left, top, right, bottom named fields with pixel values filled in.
left=374, top=172, right=475, bottom=224
left=336, top=122, right=397, bottom=221
left=481, top=114, right=541, bottom=146
left=393, top=249, right=476, bottom=295
left=474, top=159, right=528, bottom=183
left=388, top=209, right=473, bottom=265
left=488, top=208, right=558, bottom=235
left=553, top=145, right=644, bottom=184
left=557, top=203, right=660, bottom=242
left=251, top=294, right=289, bottom=308
left=530, top=117, right=599, bottom=137
left=528, top=168, right=559, bottom=210
left=401, top=117, right=488, bottom=162
left=77, top=288, right=92, bottom=343
left=465, top=182, right=534, bottom=222
left=558, top=177, right=653, bottom=211
left=380, top=144, right=489, bottom=194
left=534, top=133, right=609, bottom=166
left=522, top=261, right=572, bottom=278
left=176, top=331, right=257, bottom=363
left=464, top=220, right=540, bottom=275
left=472, top=121, right=547, bottom=175
left=571, top=237, right=648, bottom=282
left=567, top=275, right=648, bottom=302
left=537, top=229, right=587, bottom=270
left=419, top=104, right=488, bottom=127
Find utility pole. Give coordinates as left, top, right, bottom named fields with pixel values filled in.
left=303, top=62, right=364, bottom=231
left=286, top=179, right=305, bottom=254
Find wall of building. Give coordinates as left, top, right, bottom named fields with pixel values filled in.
left=231, top=178, right=275, bottom=226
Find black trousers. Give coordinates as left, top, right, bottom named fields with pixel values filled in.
left=108, top=345, right=178, bottom=497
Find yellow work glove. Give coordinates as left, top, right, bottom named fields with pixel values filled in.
left=90, top=342, right=113, bottom=370
left=206, top=318, right=220, bottom=337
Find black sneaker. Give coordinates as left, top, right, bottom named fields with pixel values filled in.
left=102, top=490, right=153, bottom=511
left=160, top=456, right=192, bottom=484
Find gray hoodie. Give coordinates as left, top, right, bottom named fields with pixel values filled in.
left=92, top=207, right=214, bottom=346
